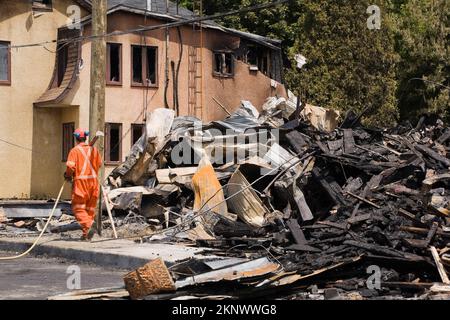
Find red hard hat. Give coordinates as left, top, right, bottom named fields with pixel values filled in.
left=73, top=128, right=89, bottom=139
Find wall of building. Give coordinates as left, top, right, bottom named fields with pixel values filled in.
left=60, top=12, right=287, bottom=183
left=0, top=0, right=88, bottom=198
left=5, top=9, right=286, bottom=199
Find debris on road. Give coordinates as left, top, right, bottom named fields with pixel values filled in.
left=3, top=95, right=450, bottom=300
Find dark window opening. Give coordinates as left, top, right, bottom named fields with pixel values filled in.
left=131, top=124, right=145, bottom=146
left=62, top=122, right=75, bottom=162
left=244, top=46, right=270, bottom=76
left=32, top=0, right=53, bottom=11
left=214, top=53, right=222, bottom=74
left=107, top=43, right=122, bottom=85
left=132, top=46, right=143, bottom=84
left=105, top=123, right=122, bottom=164
left=213, top=52, right=234, bottom=77
left=146, top=47, right=157, bottom=85
left=132, top=45, right=158, bottom=86
left=0, top=41, right=11, bottom=85
left=56, top=44, right=68, bottom=87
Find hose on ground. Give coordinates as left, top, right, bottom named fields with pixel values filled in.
left=0, top=181, right=66, bottom=260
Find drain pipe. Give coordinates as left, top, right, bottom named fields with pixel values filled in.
left=163, top=0, right=170, bottom=109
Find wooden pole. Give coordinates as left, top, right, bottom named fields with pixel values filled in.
left=89, top=0, right=107, bottom=236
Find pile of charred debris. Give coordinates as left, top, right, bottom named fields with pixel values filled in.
left=3, top=93, right=450, bottom=300
left=99, top=94, right=450, bottom=300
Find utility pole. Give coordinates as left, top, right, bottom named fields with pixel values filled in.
left=89, top=0, right=107, bottom=236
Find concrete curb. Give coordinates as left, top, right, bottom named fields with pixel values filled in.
left=0, top=239, right=148, bottom=269
left=0, top=237, right=215, bottom=269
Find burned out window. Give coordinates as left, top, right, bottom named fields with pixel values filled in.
left=55, top=44, right=68, bottom=87
left=107, top=43, right=122, bottom=85
left=245, top=45, right=270, bottom=76
left=0, top=41, right=11, bottom=85
left=146, top=48, right=157, bottom=85
left=131, top=123, right=145, bottom=146
left=105, top=123, right=122, bottom=164
left=62, top=122, right=75, bottom=162
left=131, top=45, right=158, bottom=86
left=213, top=52, right=234, bottom=77
left=32, top=0, right=53, bottom=11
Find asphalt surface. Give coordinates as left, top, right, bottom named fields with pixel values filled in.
left=0, top=251, right=126, bottom=300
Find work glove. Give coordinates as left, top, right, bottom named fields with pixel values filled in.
left=64, top=172, right=73, bottom=182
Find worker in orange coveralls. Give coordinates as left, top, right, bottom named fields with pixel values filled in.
left=64, top=129, right=102, bottom=240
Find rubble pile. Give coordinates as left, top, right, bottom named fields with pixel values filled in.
left=100, top=94, right=450, bottom=300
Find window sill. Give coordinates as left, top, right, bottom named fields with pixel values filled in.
left=32, top=6, right=53, bottom=12
left=106, top=82, right=123, bottom=87
left=131, top=83, right=158, bottom=88
left=0, top=81, right=11, bottom=86
left=213, top=72, right=234, bottom=79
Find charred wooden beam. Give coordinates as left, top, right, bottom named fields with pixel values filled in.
left=312, top=168, right=348, bottom=207
left=286, top=130, right=308, bottom=153
left=415, top=144, right=450, bottom=167
left=437, top=129, right=450, bottom=145
left=286, top=219, right=307, bottom=245
left=343, top=129, right=356, bottom=154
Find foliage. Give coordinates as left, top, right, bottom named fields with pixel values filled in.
left=180, top=0, right=449, bottom=125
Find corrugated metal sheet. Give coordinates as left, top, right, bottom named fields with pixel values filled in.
left=176, top=257, right=280, bottom=289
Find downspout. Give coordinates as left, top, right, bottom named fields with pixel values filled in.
left=163, top=0, right=170, bottom=108
left=175, top=26, right=183, bottom=115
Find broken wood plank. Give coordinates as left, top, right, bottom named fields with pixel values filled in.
left=425, top=222, right=439, bottom=246
left=347, top=213, right=372, bottom=225
left=344, top=240, right=423, bottom=260
left=285, top=130, right=308, bottom=153
left=312, top=168, right=347, bottom=206
left=286, top=219, right=307, bottom=245
left=292, top=186, right=314, bottom=222
left=343, top=129, right=356, bottom=154
left=285, top=244, right=321, bottom=253
left=397, top=208, right=428, bottom=227
left=430, top=246, right=450, bottom=284
left=437, top=129, right=450, bottom=145
left=317, top=221, right=347, bottom=230
left=415, top=144, right=450, bottom=167
left=345, top=191, right=381, bottom=209
left=48, top=286, right=128, bottom=300
left=400, top=226, right=450, bottom=239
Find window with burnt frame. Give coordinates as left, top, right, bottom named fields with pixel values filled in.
left=105, top=123, right=122, bottom=164
left=0, top=41, right=11, bottom=85
left=54, top=43, right=68, bottom=87
left=107, top=43, right=122, bottom=85
left=32, top=0, right=53, bottom=11
left=131, top=45, right=158, bottom=86
left=246, top=46, right=270, bottom=76
left=213, top=52, right=234, bottom=77
left=62, top=123, right=75, bottom=162
left=131, top=124, right=145, bottom=146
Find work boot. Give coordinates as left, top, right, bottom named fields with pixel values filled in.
left=86, top=221, right=97, bottom=241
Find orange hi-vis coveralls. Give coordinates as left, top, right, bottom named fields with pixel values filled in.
left=65, top=143, right=102, bottom=237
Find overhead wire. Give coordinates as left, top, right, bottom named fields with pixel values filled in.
left=7, top=1, right=288, bottom=50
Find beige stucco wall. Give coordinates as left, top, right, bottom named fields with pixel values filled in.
left=0, top=0, right=87, bottom=198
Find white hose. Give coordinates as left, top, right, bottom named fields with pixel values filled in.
left=0, top=182, right=66, bottom=260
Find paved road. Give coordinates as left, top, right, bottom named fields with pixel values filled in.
left=0, top=251, right=126, bottom=300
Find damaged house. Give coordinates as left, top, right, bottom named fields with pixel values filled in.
left=0, top=0, right=287, bottom=199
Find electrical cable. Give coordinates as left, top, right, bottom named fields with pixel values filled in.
left=0, top=182, right=66, bottom=260
left=8, top=1, right=288, bottom=50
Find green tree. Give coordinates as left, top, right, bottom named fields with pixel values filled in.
left=285, top=0, right=399, bottom=126
left=180, top=0, right=449, bottom=125
left=393, top=0, right=450, bottom=121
